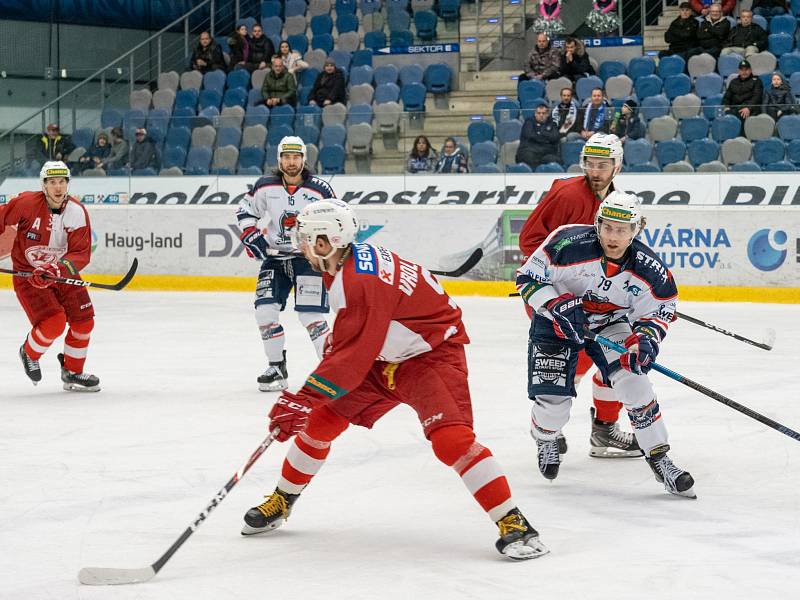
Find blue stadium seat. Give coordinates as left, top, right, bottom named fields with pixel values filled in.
left=493, top=99, right=520, bottom=123
left=770, top=13, right=797, bottom=35
left=185, top=146, right=213, bottom=175
left=717, top=53, right=743, bottom=78
left=347, top=103, right=373, bottom=126
left=216, top=127, right=242, bottom=148
left=623, top=138, right=653, bottom=166
left=424, top=64, right=452, bottom=94
left=336, top=12, right=359, bottom=34
left=312, top=33, right=334, bottom=53
left=476, top=163, right=500, bottom=173
left=299, top=68, right=320, bottom=89
left=223, top=88, right=248, bottom=108
left=634, top=74, right=663, bottom=99
left=261, top=0, right=281, bottom=18
left=296, top=104, right=323, bottom=128
left=388, top=8, right=410, bottom=32
left=496, top=119, right=522, bottom=145
left=175, top=89, right=199, bottom=110
left=627, top=163, right=661, bottom=172
left=471, top=141, right=498, bottom=167
left=336, top=0, right=358, bottom=14
left=391, top=30, right=414, bottom=47
left=730, top=161, right=762, bottom=171
left=101, top=107, right=123, bottom=129
left=134, top=166, right=159, bottom=176
left=702, top=93, right=724, bottom=120
left=166, top=126, right=191, bottom=150
left=576, top=75, right=604, bottom=102
left=374, top=82, right=401, bottom=104
left=329, top=50, right=351, bottom=72
left=321, top=123, right=347, bottom=147
left=203, top=70, right=226, bottom=95
left=753, top=137, right=786, bottom=165
left=349, top=65, right=374, bottom=87
left=171, top=106, right=194, bottom=129
left=123, top=109, right=147, bottom=139
left=267, top=123, right=293, bottom=146
left=387, top=0, right=410, bottom=13
left=288, top=33, right=308, bottom=55
left=679, top=116, right=710, bottom=142
left=599, top=60, right=626, bottom=82
left=311, top=14, right=333, bottom=35
left=658, top=55, right=685, bottom=79
left=375, top=64, right=400, bottom=86
left=360, top=0, right=382, bottom=15
left=261, top=16, right=283, bottom=38
left=535, top=162, right=565, bottom=173
left=438, top=0, right=461, bottom=21
left=238, top=146, right=265, bottom=169
left=264, top=143, right=279, bottom=167
left=765, top=160, right=796, bottom=171
left=687, top=138, right=720, bottom=166
left=627, top=56, right=656, bottom=81
left=194, top=106, right=220, bottom=128
left=285, top=0, right=307, bottom=17
left=694, top=72, right=724, bottom=98
left=351, top=49, right=373, bottom=68
left=198, top=89, right=222, bottom=111
left=319, top=144, right=346, bottom=173
left=768, top=33, right=794, bottom=56
left=296, top=123, right=320, bottom=145
left=238, top=164, right=262, bottom=176
left=711, top=114, right=742, bottom=142
left=247, top=88, right=263, bottom=107
left=227, top=69, right=250, bottom=90
left=780, top=52, right=800, bottom=77
left=561, top=139, right=585, bottom=166
left=787, top=138, right=800, bottom=163
left=400, top=64, right=424, bottom=86
left=517, top=79, right=546, bottom=104
left=147, top=109, right=170, bottom=142
left=640, top=94, right=670, bottom=121
left=71, top=127, right=94, bottom=150
left=414, top=10, right=438, bottom=41
left=506, top=163, right=533, bottom=173
left=162, top=145, right=187, bottom=169
left=777, top=114, right=800, bottom=139
left=364, top=30, right=387, bottom=50
left=664, top=74, right=691, bottom=100
left=400, top=82, right=427, bottom=112
left=468, top=120, right=494, bottom=145
left=656, top=139, right=687, bottom=167
left=270, top=104, right=295, bottom=128
left=244, top=105, right=270, bottom=127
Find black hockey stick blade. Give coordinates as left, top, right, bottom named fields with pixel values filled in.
left=429, top=248, right=483, bottom=277
left=676, top=311, right=775, bottom=351
left=0, top=258, right=138, bottom=291
left=78, top=429, right=279, bottom=586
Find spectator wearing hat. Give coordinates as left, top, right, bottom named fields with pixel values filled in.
left=308, top=58, right=347, bottom=107
left=262, top=55, right=297, bottom=107
left=660, top=2, right=700, bottom=60
left=101, top=127, right=128, bottom=171
left=694, top=2, right=731, bottom=59
left=77, top=132, right=111, bottom=173
left=721, top=9, right=767, bottom=58
left=190, top=31, right=226, bottom=74
left=128, top=128, right=160, bottom=171
left=612, top=100, right=646, bottom=143
left=690, top=0, right=734, bottom=16
left=551, top=87, right=581, bottom=138
left=723, top=59, right=763, bottom=121
left=516, top=104, right=561, bottom=170
left=36, top=123, right=74, bottom=163
left=763, top=72, right=796, bottom=121
left=751, top=0, right=788, bottom=19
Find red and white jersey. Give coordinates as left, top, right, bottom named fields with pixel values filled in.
left=300, top=243, right=470, bottom=402
left=0, top=191, right=91, bottom=271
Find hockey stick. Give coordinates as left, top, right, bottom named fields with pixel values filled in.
left=0, top=258, right=138, bottom=291
left=675, top=311, right=775, bottom=351
left=429, top=248, right=483, bottom=278
left=78, top=428, right=280, bottom=586
left=585, top=330, right=800, bottom=443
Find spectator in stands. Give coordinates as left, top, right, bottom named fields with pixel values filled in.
left=434, top=137, right=469, bottom=173
left=101, top=127, right=128, bottom=171
left=77, top=132, right=110, bottom=174
left=406, top=135, right=437, bottom=173
left=228, top=23, right=250, bottom=71
left=721, top=9, right=767, bottom=58
left=278, top=40, right=309, bottom=75
left=128, top=128, right=159, bottom=172
left=694, top=3, right=731, bottom=59
left=552, top=88, right=581, bottom=138
left=262, top=55, right=298, bottom=107
left=516, top=104, right=561, bottom=170
left=660, top=2, right=699, bottom=60
left=690, top=0, right=734, bottom=16
left=308, top=58, right=347, bottom=107
left=247, top=24, right=275, bottom=72
left=519, top=32, right=561, bottom=82
left=558, top=37, right=595, bottom=83
left=763, top=72, right=796, bottom=120
left=723, top=59, right=763, bottom=121
left=36, top=123, right=74, bottom=163
left=190, top=31, right=226, bottom=74
left=751, top=0, right=788, bottom=19
left=612, top=99, right=646, bottom=143
left=579, top=88, right=612, bottom=139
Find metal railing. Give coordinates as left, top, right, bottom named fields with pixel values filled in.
left=468, top=0, right=528, bottom=71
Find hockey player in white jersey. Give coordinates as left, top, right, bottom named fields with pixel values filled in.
left=516, top=192, right=696, bottom=498
left=237, top=137, right=336, bottom=391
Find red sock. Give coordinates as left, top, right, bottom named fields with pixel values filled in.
left=63, top=317, right=93, bottom=373
left=592, top=371, right=623, bottom=423
left=24, top=312, right=66, bottom=360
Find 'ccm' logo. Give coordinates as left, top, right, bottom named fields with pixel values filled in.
left=421, top=412, right=443, bottom=428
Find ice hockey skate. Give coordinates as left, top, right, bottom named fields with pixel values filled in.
left=589, top=407, right=643, bottom=458
left=241, top=488, right=300, bottom=535
left=258, top=351, right=288, bottom=392
left=536, top=438, right=560, bottom=480
left=495, top=508, right=549, bottom=560
left=19, top=344, right=41, bottom=384
left=57, top=353, right=100, bottom=392
left=646, top=445, right=696, bottom=499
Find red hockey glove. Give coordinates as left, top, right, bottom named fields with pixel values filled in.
left=239, top=226, right=270, bottom=260
left=30, top=263, right=61, bottom=289
left=545, top=294, right=588, bottom=344
left=268, top=391, right=314, bottom=442
left=619, top=329, right=660, bottom=375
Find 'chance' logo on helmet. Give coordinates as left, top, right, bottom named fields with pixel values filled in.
left=281, top=144, right=304, bottom=153
left=601, top=206, right=633, bottom=221
left=44, top=168, right=69, bottom=178
left=583, top=145, right=611, bottom=157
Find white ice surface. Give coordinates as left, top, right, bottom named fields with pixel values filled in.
left=1, top=291, right=799, bottom=600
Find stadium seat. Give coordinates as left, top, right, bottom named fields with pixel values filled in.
left=180, top=70, right=203, bottom=91
left=696, top=160, right=727, bottom=172
left=506, top=163, right=533, bottom=173
left=270, top=104, right=295, bottom=128
left=226, top=69, right=250, bottom=91
left=623, top=138, right=653, bottom=166
left=71, top=127, right=94, bottom=150
left=364, top=31, right=387, bottom=50
left=261, top=16, right=283, bottom=38
left=261, top=0, right=282, bottom=18
left=648, top=116, right=678, bottom=142
left=212, top=145, right=239, bottom=174
left=749, top=51, right=777, bottom=76
left=129, top=88, right=152, bottom=111
left=730, top=161, right=761, bottom=171
left=122, top=109, right=147, bottom=140
left=244, top=105, right=270, bottom=128
left=470, top=141, right=498, bottom=168
left=238, top=146, right=266, bottom=169
left=664, top=74, right=691, bottom=100
left=777, top=114, right=800, bottom=140
left=744, top=114, right=776, bottom=141
left=319, top=144, right=346, bottom=173
left=336, top=0, right=358, bottom=14
left=216, top=127, right=242, bottom=149
left=424, top=63, right=452, bottom=94
left=694, top=72, right=723, bottom=98
left=658, top=55, right=685, bottom=79
left=374, top=82, right=401, bottom=104
left=753, top=137, right=786, bottom=165
left=166, top=126, right=191, bottom=150
left=467, top=120, right=494, bottom=145
left=655, top=139, right=686, bottom=167
left=312, top=33, right=334, bottom=53
left=241, top=124, right=267, bottom=149
left=627, top=56, right=656, bottom=81
left=717, top=53, right=743, bottom=78
left=400, top=64, right=424, bottom=86
left=720, top=137, right=753, bottom=165
left=322, top=103, right=347, bottom=126
left=198, top=89, right=222, bottom=111
left=374, top=64, right=400, bottom=86
left=414, top=10, right=438, bottom=42
left=779, top=52, right=800, bottom=76
left=351, top=50, right=373, bottom=68
left=349, top=65, right=374, bottom=87
left=496, top=120, right=523, bottom=145
left=598, top=60, right=626, bottom=82
left=360, top=0, right=382, bottom=15
left=203, top=70, right=226, bottom=96
left=289, top=34, right=309, bottom=55
left=157, top=71, right=179, bottom=92
left=349, top=83, right=374, bottom=107
left=663, top=160, right=694, bottom=172
left=296, top=104, right=322, bottom=129
left=336, top=31, right=360, bottom=54
left=702, top=93, right=724, bottom=120
left=162, top=145, right=187, bottom=169
left=535, top=162, right=565, bottom=173
left=786, top=138, right=800, bottom=163
left=687, top=138, right=720, bottom=166
left=400, top=82, right=427, bottom=112
left=373, top=101, right=402, bottom=133
left=388, top=9, right=411, bottom=32
left=679, top=116, right=710, bottom=142
left=310, top=14, right=333, bottom=36
left=711, top=114, right=742, bottom=142
left=347, top=122, right=374, bottom=156
left=175, top=89, right=199, bottom=110
left=640, top=95, right=670, bottom=121
left=476, top=163, right=500, bottom=173
left=185, top=146, right=213, bottom=175
left=296, top=123, right=321, bottom=145
left=634, top=74, right=663, bottom=100
left=438, top=0, right=460, bottom=21
left=604, top=74, right=633, bottom=100
left=556, top=140, right=583, bottom=169
left=320, top=123, right=347, bottom=147
left=627, top=163, right=661, bottom=172
left=768, top=33, right=794, bottom=56
left=771, top=14, right=797, bottom=35
left=671, top=93, right=701, bottom=119
left=687, top=53, right=716, bottom=78
left=492, top=99, right=520, bottom=123
left=764, top=160, right=796, bottom=171
left=546, top=76, right=572, bottom=102
left=576, top=75, right=604, bottom=102
left=268, top=123, right=294, bottom=146
left=347, top=103, right=373, bottom=126
left=152, top=89, right=176, bottom=111
left=238, top=165, right=263, bottom=176
left=223, top=88, right=247, bottom=108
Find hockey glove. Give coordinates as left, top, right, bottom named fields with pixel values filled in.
left=545, top=294, right=588, bottom=344
left=619, top=329, right=660, bottom=375
left=239, top=226, right=270, bottom=260
left=268, top=391, right=314, bottom=442
left=30, top=262, right=62, bottom=289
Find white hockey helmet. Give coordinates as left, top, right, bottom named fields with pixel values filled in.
left=277, top=136, right=306, bottom=161
left=580, top=133, right=623, bottom=175
left=294, top=199, right=359, bottom=267
left=40, top=160, right=71, bottom=185
left=594, top=191, right=645, bottom=236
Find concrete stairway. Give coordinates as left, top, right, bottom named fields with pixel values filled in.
left=644, top=5, right=678, bottom=53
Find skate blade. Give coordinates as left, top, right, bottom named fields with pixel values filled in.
left=589, top=446, right=644, bottom=458
left=502, top=538, right=550, bottom=561
left=240, top=519, right=285, bottom=536
left=668, top=485, right=697, bottom=500
left=258, top=382, right=288, bottom=392
left=63, top=383, right=101, bottom=393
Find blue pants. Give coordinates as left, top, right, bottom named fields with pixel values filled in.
left=254, top=257, right=329, bottom=313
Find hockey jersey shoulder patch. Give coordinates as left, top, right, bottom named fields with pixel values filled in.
left=305, top=176, right=335, bottom=199
left=353, top=243, right=377, bottom=276
left=543, top=225, right=601, bottom=266
left=630, top=239, right=677, bottom=299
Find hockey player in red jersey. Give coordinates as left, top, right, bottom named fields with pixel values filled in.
left=518, top=133, right=640, bottom=458
left=0, top=161, right=100, bottom=391
left=241, top=200, right=549, bottom=561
